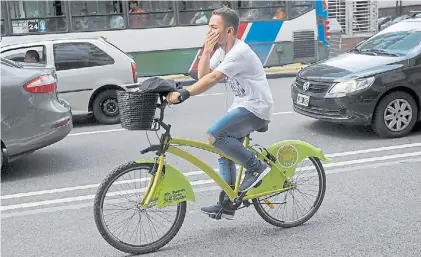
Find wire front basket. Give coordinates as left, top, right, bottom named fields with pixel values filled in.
left=117, top=90, right=159, bottom=130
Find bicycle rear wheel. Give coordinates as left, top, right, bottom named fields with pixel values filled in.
left=93, top=162, right=186, bottom=254
left=252, top=156, right=326, bottom=228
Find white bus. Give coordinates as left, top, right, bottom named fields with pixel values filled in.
left=1, top=0, right=331, bottom=78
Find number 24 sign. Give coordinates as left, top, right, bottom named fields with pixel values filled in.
left=28, top=21, right=39, bottom=32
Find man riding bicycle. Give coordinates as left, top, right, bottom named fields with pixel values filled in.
left=166, top=6, right=274, bottom=220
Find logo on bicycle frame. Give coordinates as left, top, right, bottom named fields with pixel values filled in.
left=277, top=145, right=298, bottom=168
left=164, top=192, right=172, bottom=203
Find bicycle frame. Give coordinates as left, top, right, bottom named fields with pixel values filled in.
left=137, top=99, right=329, bottom=209
left=139, top=135, right=293, bottom=208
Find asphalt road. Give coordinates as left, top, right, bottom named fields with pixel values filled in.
left=2, top=77, right=421, bottom=257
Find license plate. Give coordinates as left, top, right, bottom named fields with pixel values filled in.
left=297, top=94, right=310, bottom=107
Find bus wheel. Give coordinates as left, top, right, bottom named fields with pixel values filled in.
left=92, top=89, right=121, bottom=125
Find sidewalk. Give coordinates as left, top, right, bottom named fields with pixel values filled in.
left=138, top=63, right=305, bottom=86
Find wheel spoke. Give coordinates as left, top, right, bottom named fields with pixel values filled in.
left=396, top=119, right=403, bottom=130
left=388, top=118, right=397, bottom=129
left=94, top=163, right=186, bottom=255
left=387, top=105, right=397, bottom=113
left=401, top=116, right=410, bottom=125
left=402, top=110, right=412, bottom=117
left=400, top=102, right=408, bottom=112
left=385, top=114, right=395, bottom=121
left=253, top=157, right=325, bottom=227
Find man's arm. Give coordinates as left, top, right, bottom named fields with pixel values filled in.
left=186, top=70, right=225, bottom=96
left=197, top=51, right=212, bottom=80
left=198, top=31, right=219, bottom=79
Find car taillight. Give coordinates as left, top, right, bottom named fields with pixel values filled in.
left=131, top=62, right=138, bottom=83
left=324, top=19, right=330, bottom=41
left=24, top=74, right=57, bottom=93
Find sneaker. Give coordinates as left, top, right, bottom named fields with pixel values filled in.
left=201, top=203, right=235, bottom=220
left=239, top=161, right=271, bottom=192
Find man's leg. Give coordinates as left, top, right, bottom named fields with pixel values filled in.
left=201, top=138, right=243, bottom=220
left=200, top=155, right=237, bottom=219
left=207, top=107, right=271, bottom=192
left=201, top=107, right=270, bottom=218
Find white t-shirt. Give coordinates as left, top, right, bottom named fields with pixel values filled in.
left=210, top=39, right=274, bottom=121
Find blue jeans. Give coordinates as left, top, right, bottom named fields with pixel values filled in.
left=207, top=107, right=270, bottom=186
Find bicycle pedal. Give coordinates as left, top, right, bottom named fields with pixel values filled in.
left=208, top=213, right=222, bottom=220
left=242, top=200, right=251, bottom=207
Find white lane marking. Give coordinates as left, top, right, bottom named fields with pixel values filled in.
left=3, top=156, right=421, bottom=218
left=2, top=142, right=421, bottom=200
left=0, top=186, right=223, bottom=219
left=0, top=170, right=205, bottom=200
left=68, top=128, right=125, bottom=137
left=196, top=92, right=226, bottom=97
left=327, top=142, right=421, bottom=157
left=1, top=179, right=218, bottom=211
left=273, top=111, right=294, bottom=115
left=2, top=151, right=421, bottom=211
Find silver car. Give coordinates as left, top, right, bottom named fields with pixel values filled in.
left=1, top=58, right=73, bottom=170
left=1, top=37, right=138, bottom=125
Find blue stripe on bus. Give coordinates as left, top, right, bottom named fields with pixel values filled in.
left=244, top=21, right=284, bottom=64
left=315, top=0, right=329, bottom=45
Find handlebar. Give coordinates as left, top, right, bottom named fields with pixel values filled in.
left=152, top=88, right=191, bottom=131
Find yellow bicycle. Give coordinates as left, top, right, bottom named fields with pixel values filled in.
left=93, top=83, right=329, bottom=255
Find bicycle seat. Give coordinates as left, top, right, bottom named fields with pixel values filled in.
left=256, top=124, right=268, bottom=133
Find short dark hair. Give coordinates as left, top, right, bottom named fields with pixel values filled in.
left=26, top=50, right=39, bottom=61
left=212, top=6, right=240, bottom=35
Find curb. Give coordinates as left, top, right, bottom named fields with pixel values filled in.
left=139, top=63, right=304, bottom=86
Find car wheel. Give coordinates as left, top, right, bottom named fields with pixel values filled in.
left=92, top=89, right=121, bottom=125
left=372, top=91, right=418, bottom=138
left=1, top=146, right=8, bottom=172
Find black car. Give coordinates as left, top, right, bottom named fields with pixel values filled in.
left=291, top=14, right=421, bottom=138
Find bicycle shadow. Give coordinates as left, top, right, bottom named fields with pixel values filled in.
left=125, top=219, right=322, bottom=257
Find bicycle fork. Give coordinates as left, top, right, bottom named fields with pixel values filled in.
left=139, top=155, right=165, bottom=208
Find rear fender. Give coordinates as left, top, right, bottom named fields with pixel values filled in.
left=266, top=139, right=329, bottom=176
left=135, top=159, right=196, bottom=208
left=246, top=140, right=329, bottom=196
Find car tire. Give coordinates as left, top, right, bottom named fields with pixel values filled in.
left=92, top=89, right=121, bottom=125
left=1, top=146, right=8, bottom=172
left=372, top=91, right=418, bottom=138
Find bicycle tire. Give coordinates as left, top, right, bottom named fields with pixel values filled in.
left=252, top=157, right=326, bottom=228
left=93, top=161, right=186, bottom=254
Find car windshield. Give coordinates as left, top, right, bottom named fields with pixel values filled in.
left=355, top=30, right=421, bottom=56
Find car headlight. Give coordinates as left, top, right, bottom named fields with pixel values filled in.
left=326, top=77, right=375, bottom=98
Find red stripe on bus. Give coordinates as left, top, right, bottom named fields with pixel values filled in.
left=237, top=23, right=248, bottom=39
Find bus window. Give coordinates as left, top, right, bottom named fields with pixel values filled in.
left=128, top=1, right=175, bottom=29
left=236, top=1, right=286, bottom=22
left=7, top=0, right=67, bottom=34
left=177, top=1, right=228, bottom=25
left=290, top=0, right=314, bottom=20
left=70, top=1, right=125, bottom=31
left=271, top=1, right=286, bottom=20
left=1, top=2, right=5, bottom=35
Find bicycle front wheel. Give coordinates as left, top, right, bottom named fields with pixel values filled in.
left=252, top=156, right=326, bottom=228
left=93, top=162, right=186, bottom=255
